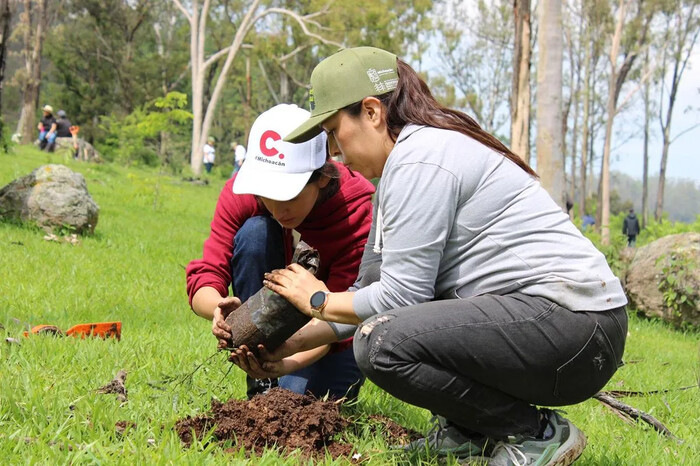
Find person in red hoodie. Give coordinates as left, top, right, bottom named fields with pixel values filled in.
left=186, top=104, right=374, bottom=399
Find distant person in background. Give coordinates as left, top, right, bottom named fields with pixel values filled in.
left=37, top=105, right=57, bottom=152
left=582, top=214, right=595, bottom=231
left=55, top=110, right=72, bottom=138
left=232, top=141, right=246, bottom=173
left=203, top=136, right=216, bottom=174
left=55, top=110, right=81, bottom=159
left=622, top=208, right=641, bottom=247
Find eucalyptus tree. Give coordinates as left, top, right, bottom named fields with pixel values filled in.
left=654, top=0, right=700, bottom=221
left=15, top=0, right=48, bottom=144
left=435, top=0, right=514, bottom=137
left=536, top=0, right=566, bottom=208
left=172, top=0, right=344, bottom=175
left=512, top=0, right=532, bottom=163
left=599, top=0, right=654, bottom=244
left=0, top=0, right=12, bottom=147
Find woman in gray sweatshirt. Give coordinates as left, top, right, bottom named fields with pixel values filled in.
left=231, top=47, right=628, bottom=466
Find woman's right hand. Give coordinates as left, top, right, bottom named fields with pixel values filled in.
left=212, top=296, right=242, bottom=347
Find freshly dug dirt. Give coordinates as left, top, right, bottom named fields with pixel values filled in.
left=175, top=388, right=418, bottom=460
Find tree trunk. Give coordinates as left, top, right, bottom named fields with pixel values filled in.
left=654, top=4, right=699, bottom=221
left=642, top=50, right=650, bottom=228
left=579, top=35, right=592, bottom=219
left=536, top=0, right=565, bottom=209
left=600, top=0, right=625, bottom=245
left=600, top=0, right=650, bottom=244
left=511, top=0, right=531, bottom=163
left=19, top=0, right=48, bottom=145
left=0, top=0, right=11, bottom=146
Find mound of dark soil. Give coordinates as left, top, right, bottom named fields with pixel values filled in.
left=175, top=388, right=420, bottom=460
left=175, top=388, right=352, bottom=459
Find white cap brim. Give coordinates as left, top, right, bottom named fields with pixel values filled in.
left=232, top=161, right=313, bottom=201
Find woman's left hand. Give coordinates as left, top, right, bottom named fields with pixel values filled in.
left=263, top=264, right=328, bottom=317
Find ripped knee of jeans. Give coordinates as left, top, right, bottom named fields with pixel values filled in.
left=355, top=314, right=394, bottom=368
left=359, top=314, right=393, bottom=337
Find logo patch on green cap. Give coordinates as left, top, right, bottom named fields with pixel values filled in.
left=366, top=68, right=398, bottom=93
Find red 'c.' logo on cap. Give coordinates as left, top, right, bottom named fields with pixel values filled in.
left=260, top=130, right=285, bottom=159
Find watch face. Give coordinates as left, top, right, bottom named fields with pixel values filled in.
left=310, top=291, right=326, bottom=309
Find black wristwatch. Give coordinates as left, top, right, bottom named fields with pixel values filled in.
left=309, top=290, right=330, bottom=320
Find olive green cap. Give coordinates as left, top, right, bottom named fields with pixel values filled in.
left=284, top=47, right=398, bottom=143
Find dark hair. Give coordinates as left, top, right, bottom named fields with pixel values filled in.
left=344, top=59, right=537, bottom=177
left=309, top=160, right=340, bottom=205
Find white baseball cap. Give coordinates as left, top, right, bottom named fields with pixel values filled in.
left=233, top=104, right=327, bottom=201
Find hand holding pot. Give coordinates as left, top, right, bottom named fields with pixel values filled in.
left=231, top=344, right=294, bottom=379
left=212, top=296, right=242, bottom=347
left=263, top=263, right=328, bottom=317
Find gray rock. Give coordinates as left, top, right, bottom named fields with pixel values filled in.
left=625, top=233, right=700, bottom=328
left=0, top=164, right=99, bottom=234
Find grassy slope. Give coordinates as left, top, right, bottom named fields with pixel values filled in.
left=1, top=147, right=698, bottom=465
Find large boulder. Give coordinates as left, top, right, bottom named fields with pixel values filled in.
left=625, top=233, right=700, bottom=328
left=0, top=164, right=99, bottom=234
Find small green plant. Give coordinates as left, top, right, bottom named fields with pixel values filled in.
left=656, top=252, right=697, bottom=323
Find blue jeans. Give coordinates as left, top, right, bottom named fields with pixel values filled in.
left=231, top=215, right=364, bottom=400
left=39, top=131, right=56, bottom=150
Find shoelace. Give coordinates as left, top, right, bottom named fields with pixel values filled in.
left=492, top=441, right=528, bottom=466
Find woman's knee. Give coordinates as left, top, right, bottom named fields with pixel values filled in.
left=353, top=314, right=398, bottom=379
left=234, top=216, right=281, bottom=259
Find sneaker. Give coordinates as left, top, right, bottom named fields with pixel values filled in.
left=404, top=415, right=490, bottom=459
left=487, top=410, right=586, bottom=466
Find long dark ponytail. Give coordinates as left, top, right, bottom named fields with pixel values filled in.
left=346, top=59, right=537, bottom=177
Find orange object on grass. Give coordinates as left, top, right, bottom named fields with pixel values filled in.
left=24, top=322, right=121, bottom=340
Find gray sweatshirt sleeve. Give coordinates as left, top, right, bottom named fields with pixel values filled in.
left=353, top=162, right=461, bottom=320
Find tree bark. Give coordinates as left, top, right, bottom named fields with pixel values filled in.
left=654, top=4, right=699, bottom=221
left=600, top=0, right=650, bottom=244
left=579, top=34, right=592, bottom=219
left=642, top=49, right=650, bottom=228
left=511, top=0, right=531, bottom=163
left=19, top=0, right=48, bottom=145
left=0, top=0, right=11, bottom=146
left=536, top=0, right=565, bottom=209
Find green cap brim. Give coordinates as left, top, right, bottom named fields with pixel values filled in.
left=284, top=109, right=338, bottom=143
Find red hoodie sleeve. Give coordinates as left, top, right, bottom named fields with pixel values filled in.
left=186, top=177, right=261, bottom=308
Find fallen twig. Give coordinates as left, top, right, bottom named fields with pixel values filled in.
left=599, top=385, right=697, bottom=398
left=593, top=392, right=683, bottom=443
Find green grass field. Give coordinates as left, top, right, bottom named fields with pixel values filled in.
left=1, top=148, right=698, bottom=464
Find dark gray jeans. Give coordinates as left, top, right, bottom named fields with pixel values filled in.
left=353, top=292, right=627, bottom=438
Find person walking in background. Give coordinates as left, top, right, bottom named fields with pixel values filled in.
left=232, top=141, right=246, bottom=173
left=250, top=47, right=627, bottom=466
left=622, top=208, right=641, bottom=247
left=202, top=136, right=216, bottom=174
left=187, top=104, right=374, bottom=400
left=37, top=105, right=57, bottom=152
